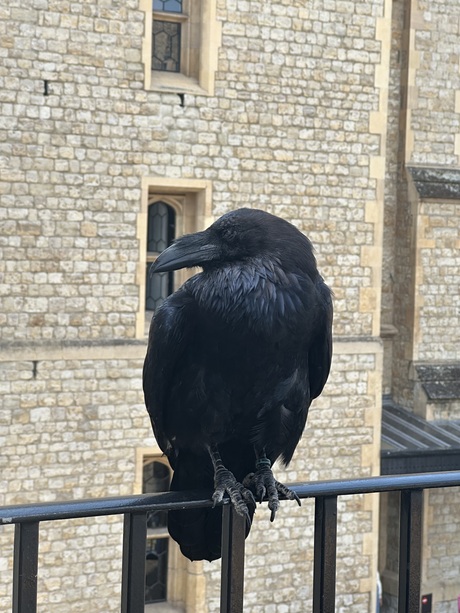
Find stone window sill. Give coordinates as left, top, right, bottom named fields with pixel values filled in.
left=151, top=71, right=208, bottom=96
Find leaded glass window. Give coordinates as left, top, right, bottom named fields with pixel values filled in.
left=143, top=459, right=171, bottom=604
left=152, top=21, right=181, bottom=72
left=152, top=0, right=185, bottom=73
left=146, top=201, right=175, bottom=312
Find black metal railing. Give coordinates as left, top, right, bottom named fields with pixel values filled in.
left=2, top=471, right=460, bottom=613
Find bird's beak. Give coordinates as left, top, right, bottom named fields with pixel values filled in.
left=151, top=231, right=220, bottom=273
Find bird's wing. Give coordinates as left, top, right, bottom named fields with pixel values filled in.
left=308, top=278, right=333, bottom=400
left=142, top=288, right=195, bottom=464
left=253, top=273, right=333, bottom=466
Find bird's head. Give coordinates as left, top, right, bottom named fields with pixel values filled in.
left=151, top=208, right=316, bottom=275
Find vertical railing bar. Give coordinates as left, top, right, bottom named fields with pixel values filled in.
left=121, top=512, right=147, bottom=613
left=398, top=489, right=423, bottom=613
left=12, top=522, right=39, bottom=613
left=220, top=504, right=246, bottom=613
left=313, top=495, right=338, bottom=613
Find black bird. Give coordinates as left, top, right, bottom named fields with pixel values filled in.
left=143, top=208, right=333, bottom=561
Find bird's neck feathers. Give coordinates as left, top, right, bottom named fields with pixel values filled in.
left=187, top=258, right=308, bottom=332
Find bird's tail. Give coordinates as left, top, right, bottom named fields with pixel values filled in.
left=168, top=450, right=222, bottom=561
left=168, top=447, right=254, bottom=562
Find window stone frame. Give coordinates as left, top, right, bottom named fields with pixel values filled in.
left=136, top=177, right=213, bottom=338
left=141, top=0, right=222, bottom=95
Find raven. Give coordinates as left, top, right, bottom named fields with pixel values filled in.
left=143, top=208, right=333, bottom=561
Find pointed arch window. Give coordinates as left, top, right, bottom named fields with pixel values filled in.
left=137, top=178, right=212, bottom=338
left=145, top=201, right=176, bottom=313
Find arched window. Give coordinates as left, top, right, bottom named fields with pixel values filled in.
left=146, top=201, right=176, bottom=313
left=143, top=458, right=172, bottom=604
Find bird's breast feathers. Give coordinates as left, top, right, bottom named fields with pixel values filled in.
left=186, top=261, right=312, bottom=333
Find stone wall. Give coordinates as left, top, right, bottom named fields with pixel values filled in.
left=415, top=200, right=460, bottom=363
left=0, top=0, right=389, bottom=341
left=389, top=0, right=460, bottom=410
left=409, top=0, right=460, bottom=167
left=0, top=350, right=150, bottom=611
left=424, top=487, right=460, bottom=610
left=0, top=346, right=382, bottom=612
left=379, top=1, right=460, bottom=612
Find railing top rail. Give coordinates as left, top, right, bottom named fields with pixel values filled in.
left=1, top=470, right=460, bottom=525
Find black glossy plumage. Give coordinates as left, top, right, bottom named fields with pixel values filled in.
left=143, top=208, right=333, bottom=561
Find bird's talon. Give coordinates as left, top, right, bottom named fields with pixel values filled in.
left=212, top=490, right=224, bottom=508
left=246, top=461, right=301, bottom=520
left=244, top=509, right=252, bottom=528
left=268, top=497, right=279, bottom=512
left=243, top=488, right=256, bottom=507
left=212, top=464, right=255, bottom=520
left=256, top=485, right=266, bottom=503
left=273, top=479, right=301, bottom=507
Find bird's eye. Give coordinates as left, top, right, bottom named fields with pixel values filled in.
left=217, top=223, right=239, bottom=243
left=222, top=228, right=238, bottom=242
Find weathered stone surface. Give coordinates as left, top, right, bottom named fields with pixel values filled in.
left=408, top=166, right=460, bottom=199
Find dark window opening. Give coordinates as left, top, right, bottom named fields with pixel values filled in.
left=146, top=201, right=175, bottom=313
left=143, top=459, right=171, bottom=604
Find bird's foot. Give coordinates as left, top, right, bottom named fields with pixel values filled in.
left=212, top=467, right=256, bottom=525
left=243, top=458, right=301, bottom=522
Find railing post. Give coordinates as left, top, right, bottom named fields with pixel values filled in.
left=313, top=496, right=338, bottom=613
left=13, top=522, right=39, bottom=613
left=398, top=489, right=423, bottom=613
left=121, top=512, right=147, bottom=613
left=220, top=504, right=246, bottom=613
